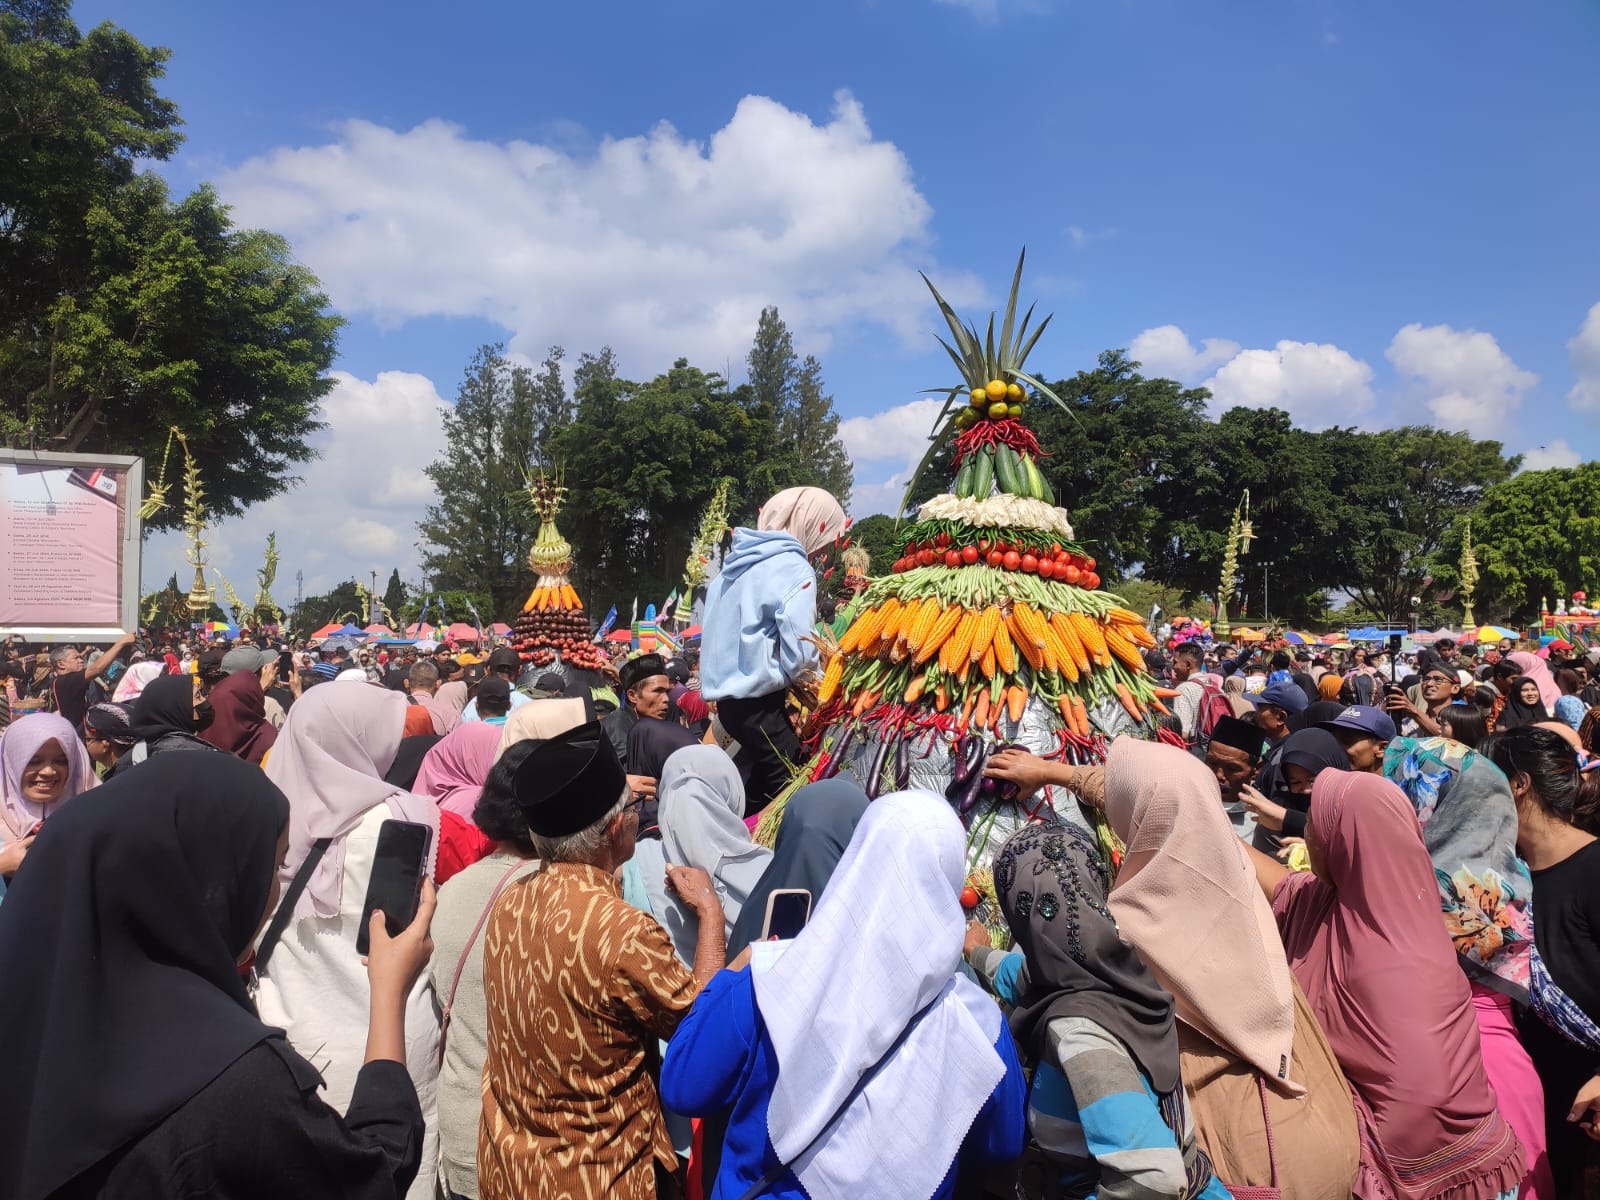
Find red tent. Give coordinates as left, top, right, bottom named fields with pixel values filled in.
left=405, top=622, right=436, bottom=637
left=606, top=629, right=633, bottom=642
left=445, top=621, right=480, bottom=642
left=490, top=622, right=512, bottom=637
left=311, top=623, right=341, bottom=640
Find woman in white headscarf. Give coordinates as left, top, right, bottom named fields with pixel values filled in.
left=627, top=745, right=770, bottom=963
left=662, top=789, right=1026, bottom=1200
left=699, top=486, right=847, bottom=811
left=253, top=683, right=442, bottom=1200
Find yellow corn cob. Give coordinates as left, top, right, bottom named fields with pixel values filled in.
left=1044, top=625, right=1081, bottom=682
left=1104, top=626, right=1147, bottom=672
left=838, top=606, right=880, bottom=655
left=1006, top=610, right=1044, bottom=671
left=817, top=655, right=845, bottom=705
left=1015, top=604, right=1051, bottom=653
left=563, top=584, right=580, bottom=608
left=970, top=606, right=1003, bottom=664
left=1068, top=611, right=1111, bottom=668
left=903, top=598, right=937, bottom=653
left=940, top=610, right=980, bottom=673
left=914, top=605, right=964, bottom=665
left=1051, top=612, right=1092, bottom=675
left=875, top=598, right=904, bottom=643
left=979, top=644, right=997, bottom=679
left=1125, top=623, right=1156, bottom=649
left=992, top=620, right=1017, bottom=675
left=1106, top=607, right=1143, bottom=625
left=892, top=598, right=924, bottom=653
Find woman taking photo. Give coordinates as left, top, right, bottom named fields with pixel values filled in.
left=1481, top=726, right=1600, bottom=1197
left=0, top=753, right=434, bottom=1199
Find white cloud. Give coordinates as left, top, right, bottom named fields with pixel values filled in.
left=839, top=397, right=948, bottom=517
left=1129, top=325, right=1241, bottom=382
left=140, top=370, right=445, bottom=601
left=1519, top=440, right=1583, bottom=471
left=1385, top=322, right=1537, bottom=436
left=1568, top=302, right=1600, bottom=411
left=1203, top=339, right=1376, bottom=425
left=1064, top=225, right=1116, bottom=249
left=217, top=92, right=977, bottom=377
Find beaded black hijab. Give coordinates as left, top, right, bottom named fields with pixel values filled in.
left=995, top=822, right=1181, bottom=1094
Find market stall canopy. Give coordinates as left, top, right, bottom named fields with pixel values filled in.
left=310, top=623, right=342, bottom=640
left=1280, top=631, right=1315, bottom=645
left=1347, top=626, right=1408, bottom=642
left=405, top=622, right=436, bottom=637
left=1232, top=627, right=1266, bottom=642
left=445, top=621, right=480, bottom=642
left=606, top=629, right=633, bottom=642
left=490, top=622, right=512, bottom=637
left=330, top=623, right=368, bottom=640
left=1319, top=632, right=1347, bottom=644
left=1475, top=624, right=1519, bottom=643
left=363, top=623, right=394, bottom=637
left=680, top=624, right=703, bottom=639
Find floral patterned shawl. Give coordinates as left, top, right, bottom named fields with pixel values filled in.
left=1384, top=737, right=1533, bottom=998
left=1385, top=736, right=1600, bottom=1051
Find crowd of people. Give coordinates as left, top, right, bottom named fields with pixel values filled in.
left=1, top=490, right=1599, bottom=1200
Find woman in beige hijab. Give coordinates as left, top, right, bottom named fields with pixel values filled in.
left=1093, top=737, right=1368, bottom=1199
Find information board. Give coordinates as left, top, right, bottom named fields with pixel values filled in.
left=0, top=450, right=143, bottom=640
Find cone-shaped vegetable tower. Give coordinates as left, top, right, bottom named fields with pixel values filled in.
left=511, top=472, right=608, bottom=671
left=766, top=252, right=1168, bottom=888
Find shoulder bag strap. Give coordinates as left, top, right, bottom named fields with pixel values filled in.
left=440, top=859, right=528, bottom=1040
left=254, top=837, right=333, bottom=973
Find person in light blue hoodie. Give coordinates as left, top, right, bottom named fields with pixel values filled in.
left=700, top=486, right=847, bottom=813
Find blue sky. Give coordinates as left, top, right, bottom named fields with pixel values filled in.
left=86, top=0, right=1600, bottom=597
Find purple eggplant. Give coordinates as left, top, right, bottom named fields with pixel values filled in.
left=865, top=736, right=892, bottom=800
left=894, top=735, right=911, bottom=790
left=960, top=742, right=990, bottom=813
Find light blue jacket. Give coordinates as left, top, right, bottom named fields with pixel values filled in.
left=699, top=529, right=819, bottom=702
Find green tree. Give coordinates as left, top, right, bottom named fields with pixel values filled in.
left=381, top=568, right=407, bottom=618
left=744, top=307, right=853, bottom=505
left=553, top=357, right=776, bottom=616
left=1436, top=462, right=1600, bottom=623
left=296, top=580, right=365, bottom=631
left=416, top=345, right=545, bottom=619
left=0, top=2, right=341, bottom=527
left=847, top=513, right=901, bottom=576
left=1328, top=427, right=1516, bottom=627
left=528, top=345, right=569, bottom=467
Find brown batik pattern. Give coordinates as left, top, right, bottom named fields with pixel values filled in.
left=477, top=861, right=699, bottom=1200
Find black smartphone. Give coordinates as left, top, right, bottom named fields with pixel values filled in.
left=355, top=820, right=433, bottom=956
left=760, top=888, right=812, bottom=941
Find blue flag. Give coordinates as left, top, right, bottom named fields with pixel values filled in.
left=594, top=605, right=618, bottom=642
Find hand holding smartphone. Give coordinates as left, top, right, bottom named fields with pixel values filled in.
left=760, top=888, right=812, bottom=941
left=356, top=820, right=433, bottom=957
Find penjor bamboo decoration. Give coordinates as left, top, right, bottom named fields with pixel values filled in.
left=1459, top=519, right=1479, bottom=630
left=684, top=478, right=733, bottom=594
left=1213, top=491, right=1253, bottom=639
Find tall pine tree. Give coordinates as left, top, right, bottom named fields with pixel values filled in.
left=416, top=344, right=543, bottom=618
left=529, top=345, right=570, bottom=466
left=745, top=307, right=853, bottom=508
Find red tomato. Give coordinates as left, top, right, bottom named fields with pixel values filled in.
left=918, top=549, right=935, bottom=567
left=1020, top=553, right=1038, bottom=574
left=1061, top=564, right=1081, bottom=585
left=1085, top=556, right=1097, bottom=572
left=960, top=545, right=979, bottom=565
left=1050, top=542, right=1063, bottom=556
left=996, top=541, right=1011, bottom=554
left=1037, top=559, right=1055, bottom=580
left=1084, top=571, right=1100, bottom=589
left=977, top=537, right=991, bottom=553
left=944, top=550, right=963, bottom=569
left=1002, top=550, right=1021, bottom=571
left=960, top=886, right=980, bottom=910
left=936, top=532, right=951, bottom=548
left=986, top=550, right=1004, bottom=568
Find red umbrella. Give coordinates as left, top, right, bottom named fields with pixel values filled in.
left=681, top=624, right=703, bottom=639
left=606, top=629, right=633, bottom=642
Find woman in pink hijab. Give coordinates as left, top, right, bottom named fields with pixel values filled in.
left=415, top=721, right=502, bottom=819
left=1262, top=770, right=1526, bottom=1200
left=0, top=713, right=98, bottom=885
left=253, top=684, right=442, bottom=1200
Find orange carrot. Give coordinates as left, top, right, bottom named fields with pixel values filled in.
left=1152, top=686, right=1181, bottom=699
left=960, top=690, right=977, bottom=732
left=935, top=685, right=949, bottom=713
left=1007, top=684, right=1027, bottom=724
left=1115, top=683, right=1143, bottom=723
left=973, top=689, right=991, bottom=730
left=904, top=672, right=927, bottom=704
left=1148, top=696, right=1171, bottom=716
left=1070, top=695, right=1090, bottom=738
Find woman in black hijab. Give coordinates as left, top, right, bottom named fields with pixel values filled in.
left=1249, top=727, right=1351, bottom=856
left=115, top=673, right=222, bottom=776
left=0, top=753, right=434, bottom=1199
left=726, top=778, right=869, bottom=957
left=971, top=822, right=1224, bottom=1198
left=1496, top=676, right=1552, bottom=730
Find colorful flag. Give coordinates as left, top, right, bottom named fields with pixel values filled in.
left=594, top=605, right=618, bottom=642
